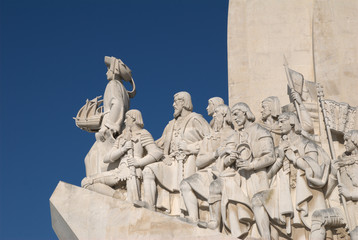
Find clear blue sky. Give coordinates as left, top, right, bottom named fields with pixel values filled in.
left=0, top=0, right=229, bottom=239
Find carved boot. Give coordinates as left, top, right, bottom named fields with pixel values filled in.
left=198, top=194, right=221, bottom=231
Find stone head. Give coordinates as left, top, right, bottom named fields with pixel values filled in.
left=104, top=56, right=132, bottom=82
left=261, top=96, right=281, bottom=121
left=344, top=130, right=358, bottom=154
left=278, top=112, right=301, bottom=135
left=173, top=91, right=193, bottom=118
left=231, top=102, right=255, bottom=127
left=125, top=109, right=144, bottom=129
left=207, top=97, right=224, bottom=117
left=212, top=104, right=232, bottom=131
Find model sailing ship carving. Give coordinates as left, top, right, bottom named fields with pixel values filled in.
left=74, top=96, right=104, bottom=132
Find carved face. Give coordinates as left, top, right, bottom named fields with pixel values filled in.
left=261, top=101, right=271, bottom=121
left=213, top=109, right=224, bottom=131
left=344, top=135, right=356, bottom=153
left=206, top=101, right=215, bottom=116
left=124, top=114, right=135, bottom=128
left=232, top=108, right=246, bottom=127
left=278, top=117, right=292, bottom=135
left=173, top=97, right=184, bottom=118
left=106, top=69, right=114, bottom=81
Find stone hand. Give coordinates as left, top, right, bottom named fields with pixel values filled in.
left=338, top=184, right=352, bottom=200
left=178, top=140, right=191, bottom=155
left=222, top=151, right=237, bottom=166
left=122, top=141, right=133, bottom=152
left=236, top=162, right=253, bottom=171
left=279, top=140, right=290, bottom=152
left=81, top=177, right=92, bottom=188
left=215, top=147, right=229, bottom=158
left=127, top=157, right=139, bottom=167
left=291, top=91, right=303, bottom=105
left=285, top=149, right=296, bottom=163
left=229, top=151, right=239, bottom=162
left=335, top=156, right=349, bottom=169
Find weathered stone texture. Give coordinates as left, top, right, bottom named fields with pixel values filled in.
left=228, top=0, right=358, bottom=116
left=50, top=181, right=235, bottom=240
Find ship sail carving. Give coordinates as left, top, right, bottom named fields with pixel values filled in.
left=74, top=96, right=104, bottom=132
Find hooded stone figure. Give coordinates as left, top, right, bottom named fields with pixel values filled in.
left=83, top=56, right=136, bottom=177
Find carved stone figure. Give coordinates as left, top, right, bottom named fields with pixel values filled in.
left=81, top=110, right=162, bottom=202
left=81, top=56, right=136, bottom=177
left=267, top=112, right=330, bottom=239
left=261, top=96, right=282, bottom=146
left=180, top=104, right=238, bottom=223
left=136, top=91, right=211, bottom=215
left=200, top=102, right=275, bottom=239
left=206, top=97, right=224, bottom=128
left=312, top=130, right=358, bottom=240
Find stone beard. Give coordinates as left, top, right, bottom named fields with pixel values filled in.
left=140, top=92, right=211, bottom=214
left=67, top=55, right=358, bottom=240
left=181, top=104, right=239, bottom=223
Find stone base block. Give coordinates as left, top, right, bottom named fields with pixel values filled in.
left=50, top=181, right=235, bottom=240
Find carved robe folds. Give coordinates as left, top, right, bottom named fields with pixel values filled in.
left=220, top=123, right=275, bottom=238
left=82, top=128, right=162, bottom=202
left=85, top=79, right=130, bottom=177
left=267, top=135, right=330, bottom=233
left=184, top=128, right=239, bottom=201
left=143, top=112, right=210, bottom=214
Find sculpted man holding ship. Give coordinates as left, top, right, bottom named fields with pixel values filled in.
left=74, top=56, right=136, bottom=177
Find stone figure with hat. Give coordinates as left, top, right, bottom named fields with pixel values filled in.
left=74, top=56, right=136, bottom=177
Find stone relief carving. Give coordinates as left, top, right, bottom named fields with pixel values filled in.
left=73, top=57, right=358, bottom=240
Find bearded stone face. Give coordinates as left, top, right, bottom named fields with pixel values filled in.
left=212, top=109, right=224, bottom=131
left=206, top=101, right=215, bottom=117
left=173, top=97, right=184, bottom=118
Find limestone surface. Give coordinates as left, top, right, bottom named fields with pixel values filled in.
left=50, top=181, right=235, bottom=240
left=228, top=0, right=358, bottom=116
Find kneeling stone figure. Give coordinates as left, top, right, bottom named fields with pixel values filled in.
left=81, top=109, right=163, bottom=202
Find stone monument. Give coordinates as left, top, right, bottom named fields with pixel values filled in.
left=50, top=1, right=358, bottom=239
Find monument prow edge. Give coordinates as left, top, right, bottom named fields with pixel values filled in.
left=50, top=181, right=236, bottom=240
